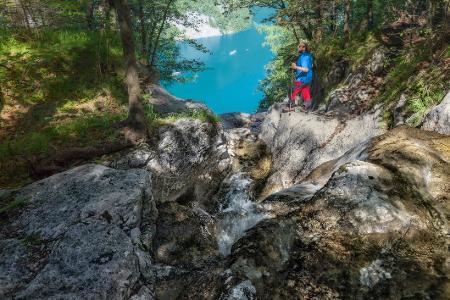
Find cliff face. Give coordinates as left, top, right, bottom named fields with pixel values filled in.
left=1, top=83, right=449, bottom=299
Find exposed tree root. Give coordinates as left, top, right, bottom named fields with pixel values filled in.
left=28, top=140, right=133, bottom=180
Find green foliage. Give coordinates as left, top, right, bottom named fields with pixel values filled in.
left=0, top=28, right=123, bottom=106
left=0, top=27, right=129, bottom=188
left=142, top=100, right=221, bottom=130
left=379, top=43, right=448, bottom=127
left=380, top=55, right=421, bottom=106
left=315, top=33, right=379, bottom=76
left=406, top=73, right=446, bottom=126
left=210, top=7, right=252, bottom=32
left=177, top=0, right=252, bottom=33
left=0, top=112, right=126, bottom=187
left=153, top=26, right=206, bottom=82
left=0, top=0, right=88, bottom=29
left=343, top=34, right=379, bottom=68
left=21, top=233, right=45, bottom=249
left=0, top=28, right=126, bottom=135
left=256, top=24, right=297, bottom=109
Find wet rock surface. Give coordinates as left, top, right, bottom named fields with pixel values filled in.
left=153, top=202, right=217, bottom=267
left=182, top=126, right=450, bottom=299
left=105, top=112, right=271, bottom=299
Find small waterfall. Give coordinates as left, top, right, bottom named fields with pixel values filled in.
left=216, top=172, right=266, bottom=256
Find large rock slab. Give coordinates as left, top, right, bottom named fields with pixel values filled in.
left=259, top=103, right=385, bottom=194
left=421, top=90, right=450, bottom=135
left=0, top=164, right=155, bottom=299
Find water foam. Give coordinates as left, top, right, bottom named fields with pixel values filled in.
left=217, top=172, right=266, bottom=256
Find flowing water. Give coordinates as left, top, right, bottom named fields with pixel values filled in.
left=216, top=172, right=266, bottom=256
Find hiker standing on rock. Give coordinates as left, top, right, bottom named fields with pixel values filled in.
left=291, top=42, right=313, bottom=111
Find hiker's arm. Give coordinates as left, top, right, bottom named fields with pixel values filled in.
left=291, top=63, right=308, bottom=72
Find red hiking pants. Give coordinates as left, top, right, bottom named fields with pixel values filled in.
left=291, top=81, right=311, bottom=103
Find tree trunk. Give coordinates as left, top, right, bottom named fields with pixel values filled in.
left=366, top=0, right=374, bottom=30
left=36, top=5, right=46, bottom=27
left=279, top=1, right=299, bottom=43
left=330, top=0, right=337, bottom=35
left=113, top=0, right=147, bottom=137
left=86, top=0, right=95, bottom=29
left=299, top=22, right=313, bottom=41
left=292, top=26, right=300, bottom=43
left=150, top=0, right=175, bottom=66
left=138, top=0, right=148, bottom=57
left=314, top=0, right=323, bottom=41
left=343, top=0, right=351, bottom=46
left=18, top=0, right=31, bottom=29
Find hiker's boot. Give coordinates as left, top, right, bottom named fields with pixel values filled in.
left=304, top=100, right=313, bottom=112
left=282, top=101, right=296, bottom=113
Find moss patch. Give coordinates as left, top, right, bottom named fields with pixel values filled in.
left=0, top=197, right=28, bottom=215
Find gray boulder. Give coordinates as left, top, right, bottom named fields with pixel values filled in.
left=110, top=119, right=231, bottom=207
left=327, top=60, right=348, bottom=86
left=326, top=87, right=352, bottom=115
left=153, top=202, right=217, bottom=268
left=366, top=47, right=387, bottom=76
left=393, top=93, right=409, bottom=126
left=145, top=84, right=208, bottom=115
left=0, top=164, right=155, bottom=299
left=421, top=90, right=450, bottom=135
left=259, top=103, right=385, bottom=195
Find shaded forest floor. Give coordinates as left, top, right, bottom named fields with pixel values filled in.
left=0, top=29, right=218, bottom=188
left=0, top=29, right=130, bottom=187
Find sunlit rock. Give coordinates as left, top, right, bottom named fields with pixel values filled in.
left=259, top=102, right=385, bottom=194
left=421, top=90, right=450, bottom=135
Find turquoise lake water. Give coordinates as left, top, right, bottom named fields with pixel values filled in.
left=163, top=12, right=274, bottom=114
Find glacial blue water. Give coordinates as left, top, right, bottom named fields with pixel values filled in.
left=163, top=12, right=274, bottom=114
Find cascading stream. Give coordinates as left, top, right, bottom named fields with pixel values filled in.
left=216, top=172, right=267, bottom=256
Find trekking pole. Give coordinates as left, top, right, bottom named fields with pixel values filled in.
left=288, top=68, right=296, bottom=111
